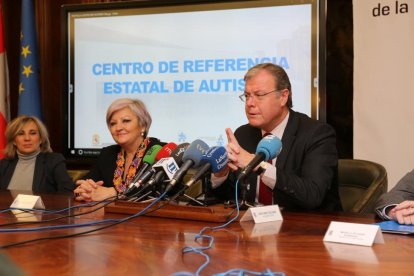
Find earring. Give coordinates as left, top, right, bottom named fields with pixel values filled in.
left=141, top=131, right=145, bottom=137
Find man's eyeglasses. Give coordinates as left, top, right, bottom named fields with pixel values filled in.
left=239, top=89, right=283, bottom=102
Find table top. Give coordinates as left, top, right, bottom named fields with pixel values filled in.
left=0, top=191, right=413, bottom=275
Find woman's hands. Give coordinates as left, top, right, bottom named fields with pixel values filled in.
left=74, top=179, right=116, bottom=202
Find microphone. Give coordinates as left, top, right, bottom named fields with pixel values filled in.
left=156, top=142, right=178, bottom=158
left=123, top=143, right=176, bottom=197
left=136, top=142, right=177, bottom=183
left=165, top=139, right=209, bottom=193
left=169, top=142, right=190, bottom=165
left=184, top=146, right=228, bottom=188
left=169, top=146, right=228, bottom=202
left=128, top=143, right=190, bottom=198
left=237, top=134, right=282, bottom=181
left=132, top=144, right=163, bottom=182
left=146, top=157, right=180, bottom=188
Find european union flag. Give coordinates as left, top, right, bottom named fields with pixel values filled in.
left=18, top=0, right=42, bottom=119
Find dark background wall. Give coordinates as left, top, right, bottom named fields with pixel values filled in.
left=2, top=0, right=353, bottom=169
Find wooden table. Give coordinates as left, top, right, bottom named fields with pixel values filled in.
left=0, top=191, right=413, bottom=275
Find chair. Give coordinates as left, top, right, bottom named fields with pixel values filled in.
left=338, top=159, right=388, bottom=213
left=67, top=170, right=89, bottom=182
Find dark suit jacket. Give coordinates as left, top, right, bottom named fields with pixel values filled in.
left=211, top=110, right=342, bottom=211
left=0, top=152, right=74, bottom=193
left=84, top=138, right=164, bottom=188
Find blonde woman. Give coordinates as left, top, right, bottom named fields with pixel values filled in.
left=0, top=115, right=73, bottom=193
left=74, top=98, right=163, bottom=202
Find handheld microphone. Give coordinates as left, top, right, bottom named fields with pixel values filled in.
left=165, top=139, right=209, bottom=193
left=184, top=146, right=228, bottom=188
left=132, top=144, right=163, bottom=182
left=136, top=142, right=177, bottom=183
left=169, top=146, right=228, bottom=202
left=123, top=143, right=176, bottom=197
left=147, top=157, right=180, bottom=187
left=237, top=134, right=282, bottom=181
left=129, top=143, right=190, bottom=198
left=156, top=142, right=178, bottom=158
left=169, top=142, right=190, bottom=164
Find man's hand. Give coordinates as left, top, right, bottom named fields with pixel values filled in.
left=225, top=128, right=255, bottom=171
left=389, top=200, right=414, bottom=225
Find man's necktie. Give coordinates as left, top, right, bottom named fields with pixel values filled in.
left=258, top=133, right=273, bottom=205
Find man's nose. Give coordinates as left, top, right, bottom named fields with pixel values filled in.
left=246, top=95, right=256, bottom=106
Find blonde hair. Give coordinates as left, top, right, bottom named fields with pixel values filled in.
left=3, top=115, right=52, bottom=159
left=106, top=98, right=152, bottom=137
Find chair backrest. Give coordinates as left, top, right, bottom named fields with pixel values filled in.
left=338, top=159, right=387, bottom=213
left=67, top=169, right=89, bottom=182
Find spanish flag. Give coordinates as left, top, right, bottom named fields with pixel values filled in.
left=0, top=0, right=9, bottom=159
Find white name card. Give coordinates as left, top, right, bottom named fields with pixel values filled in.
left=240, top=205, right=283, bottom=223
left=10, top=194, right=45, bottom=210
left=323, top=221, right=384, bottom=246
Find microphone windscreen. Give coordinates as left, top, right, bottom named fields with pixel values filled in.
left=170, top=142, right=190, bottom=166
left=142, top=145, right=163, bottom=164
left=155, top=142, right=177, bottom=160
left=206, top=146, right=228, bottom=173
left=256, top=135, right=282, bottom=161
left=182, top=139, right=210, bottom=167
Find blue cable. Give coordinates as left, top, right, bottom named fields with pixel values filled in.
left=0, top=197, right=116, bottom=214
left=213, top=268, right=285, bottom=276
left=174, top=180, right=285, bottom=276
left=0, top=193, right=166, bottom=233
left=173, top=180, right=241, bottom=276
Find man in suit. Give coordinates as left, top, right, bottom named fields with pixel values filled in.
left=210, top=63, right=342, bottom=211
left=375, top=170, right=414, bottom=224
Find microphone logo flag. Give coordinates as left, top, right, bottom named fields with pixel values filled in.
left=167, top=160, right=178, bottom=174
left=152, top=157, right=179, bottom=181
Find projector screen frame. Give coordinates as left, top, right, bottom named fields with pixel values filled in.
left=61, top=0, right=326, bottom=160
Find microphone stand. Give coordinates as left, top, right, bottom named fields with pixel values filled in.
left=177, top=193, right=205, bottom=206
left=127, top=190, right=153, bottom=202
left=167, top=180, right=205, bottom=206
left=226, top=174, right=255, bottom=210
left=234, top=177, right=255, bottom=210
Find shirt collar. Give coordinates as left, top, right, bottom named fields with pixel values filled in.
left=261, top=111, right=290, bottom=140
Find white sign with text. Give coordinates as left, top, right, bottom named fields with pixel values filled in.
left=240, top=205, right=283, bottom=223
left=10, top=194, right=45, bottom=210
left=323, top=221, right=384, bottom=246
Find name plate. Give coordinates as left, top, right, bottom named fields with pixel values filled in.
left=240, top=205, right=283, bottom=223
left=10, top=194, right=45, bottom=210
left=323, top=221, right=384, bottom=246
